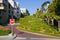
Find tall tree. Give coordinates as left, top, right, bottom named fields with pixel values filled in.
left=48, top=0, right=60, bottom=15
left=48, top=0, right=56, bottom=12
left=55, top=0, right=60, bottom=15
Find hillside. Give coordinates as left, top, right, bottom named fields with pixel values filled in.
left=17, top=16, right=60, bottom=37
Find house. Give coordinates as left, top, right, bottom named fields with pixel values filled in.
left=0, top=0, right=21, bottom=25
left=20, top=8, right=27, bottom=14
left=20, top=8, right=30, bottom=17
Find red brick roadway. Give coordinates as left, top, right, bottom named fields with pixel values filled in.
left=4, top=25, right=60, bottom=38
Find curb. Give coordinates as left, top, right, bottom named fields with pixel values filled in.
left=17, top=28, right=60, bottom=38
left=0, top=33, right=16, bottom=39
left=8, top=33, right=16, bottom=38
left=15, top=37, right=60, bottom=40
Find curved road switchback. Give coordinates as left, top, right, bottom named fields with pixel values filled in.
left=4, top=25, right=60, bottom=39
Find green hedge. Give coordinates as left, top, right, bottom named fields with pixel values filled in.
left=0, top=26, right=11, bottom=36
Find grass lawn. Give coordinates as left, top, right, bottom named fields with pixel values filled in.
left=17, top=16, right=60, bottom=37
left=0, top=26, right=11, bottom=36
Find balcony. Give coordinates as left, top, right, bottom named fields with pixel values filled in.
left=0, top=6, right=4, bottom=9
left=0, top=6, right=6, bottom=11
left=0, top=4, right=5, bottom=10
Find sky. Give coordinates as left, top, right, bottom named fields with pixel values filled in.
left=15, top=0, right=52, bottom=15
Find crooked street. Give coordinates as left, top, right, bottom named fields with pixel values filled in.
left=2, top=25, right=60, bottom=40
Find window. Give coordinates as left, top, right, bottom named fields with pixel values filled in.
left=17, top=8, right=19, bottom=10
left=0, top=15, right=2, bottom=19
left=0, top=11, right=1, bottom=14
left=9, top=10, right=10, bottom=13
left=17, top=11, right=19, bottom=13
left=8, top=4, right=10, bottom=9
left=12, top=11, right=13, bottom=13
left=0, top=4, right=1, bottom=6
left=0, top=11, right=2, bottom=19
left=0, top=4, right=3, bottom=6
left=5, top=0, right=7, bottom=1
left=3, top=0, right=7, bottom=3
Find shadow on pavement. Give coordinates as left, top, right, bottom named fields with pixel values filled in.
left=18, top=32, right=24, bottom=34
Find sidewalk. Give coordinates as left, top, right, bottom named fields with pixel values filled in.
left=14, top=37, right=60, bottom=40
left=0, top=33, right=16, bottom=40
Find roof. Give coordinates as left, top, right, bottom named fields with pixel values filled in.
left=8, top=0, right=14, bottom=8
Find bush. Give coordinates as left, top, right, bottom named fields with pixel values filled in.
left=18, top=16, right=60, bottom=37
left=0, top=26, right=11, bottom=35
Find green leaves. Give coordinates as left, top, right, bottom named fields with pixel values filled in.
left=48, top=0, right=60, bottom=15
left=0, top=26, right=11, bottom=35
left=17, top=16, right=60, bottom=37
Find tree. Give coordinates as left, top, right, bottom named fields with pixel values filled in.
left=55, top=0, right=60, bottom=15
left=48, top=0, right=60, bottom=15
left=48, top=0, right=56, bottom=12
left=36, top=8, right=43, bottom=18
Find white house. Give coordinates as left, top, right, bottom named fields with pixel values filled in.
left=20, top=8, right=27, bottom=14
